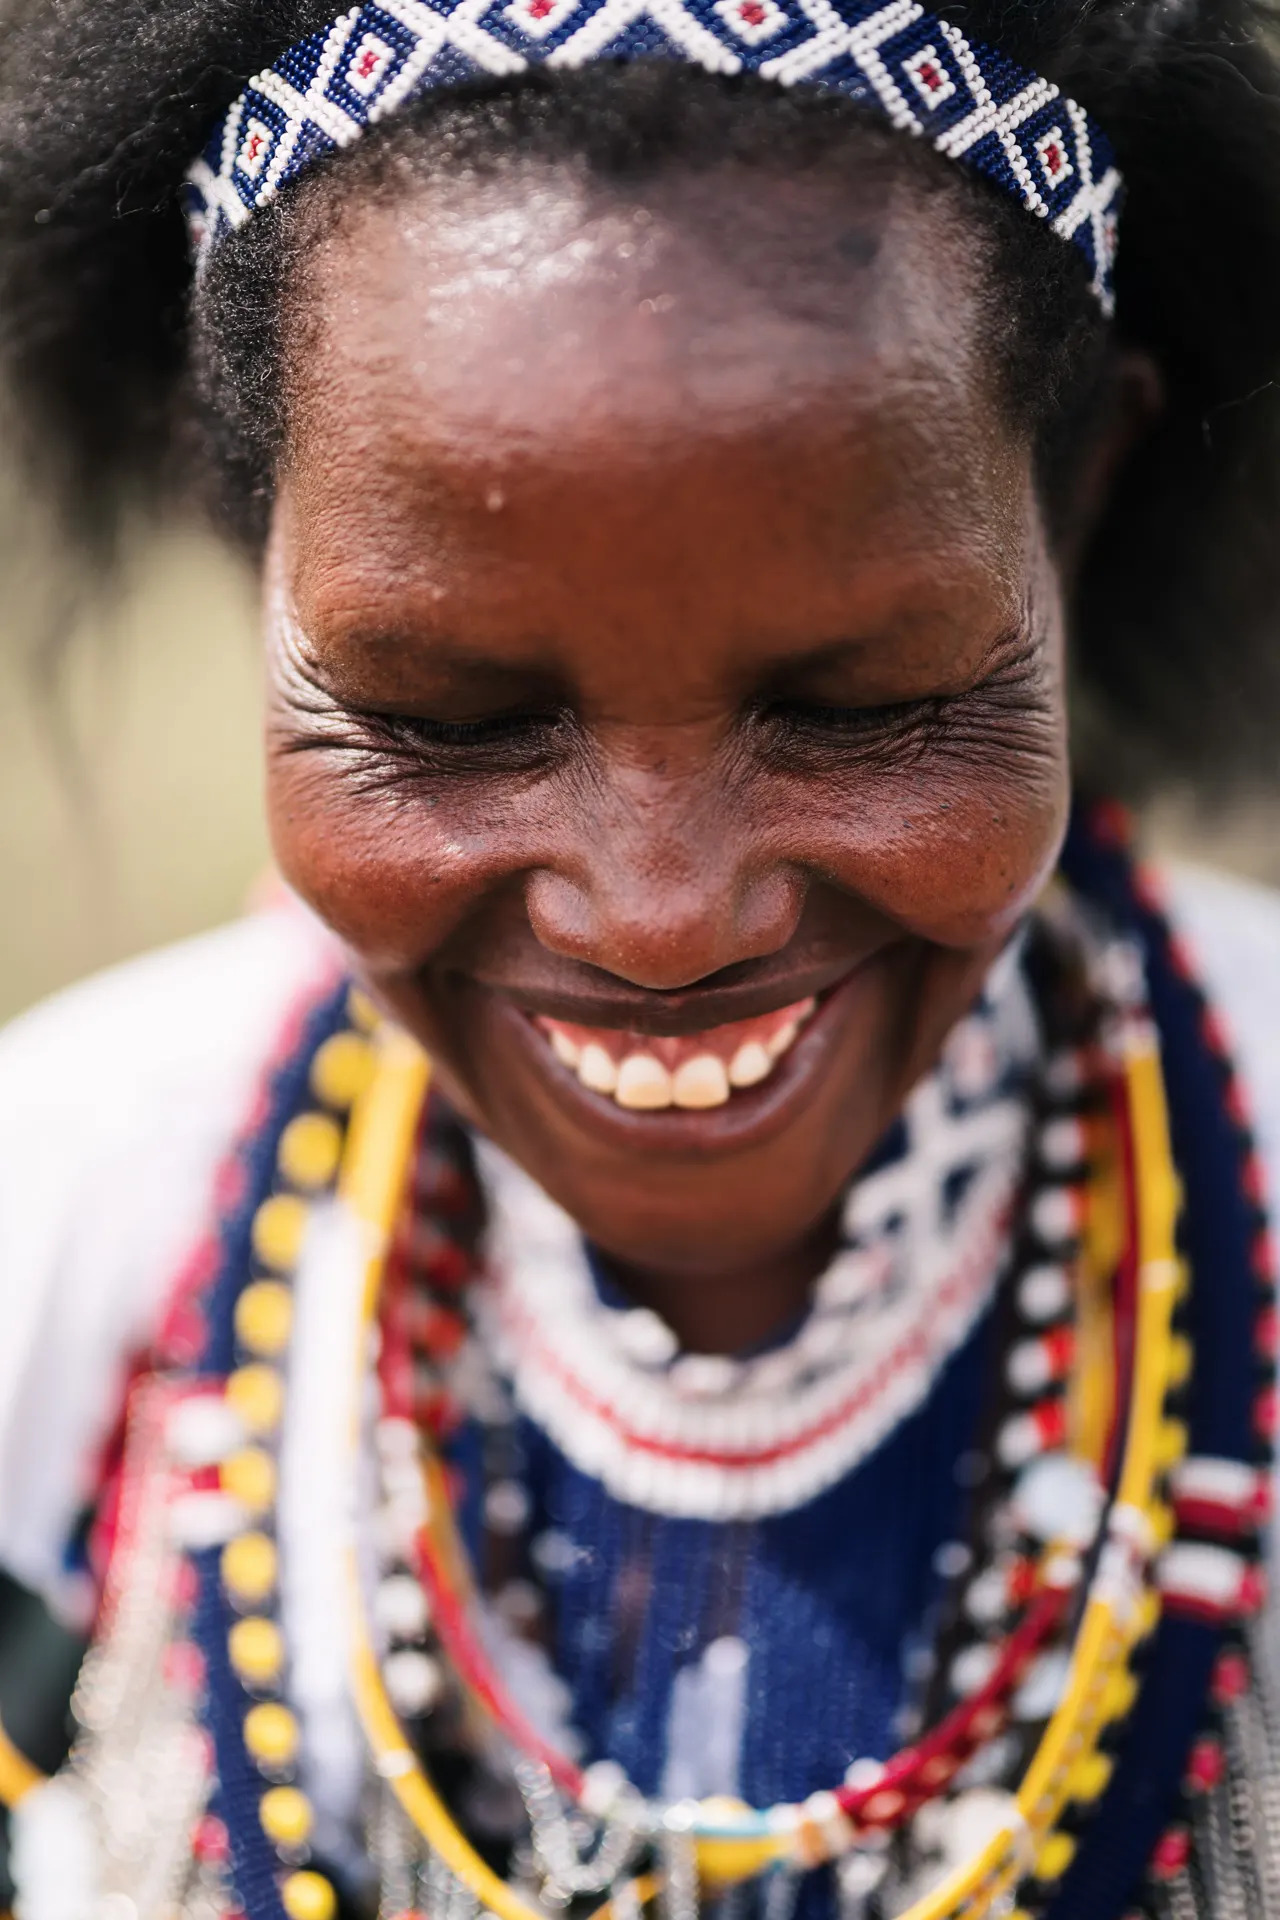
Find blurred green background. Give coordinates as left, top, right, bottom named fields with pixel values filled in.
left=0, top=520, right=270, bottom=1025
left=1, top=515, right=1278, bottom=1028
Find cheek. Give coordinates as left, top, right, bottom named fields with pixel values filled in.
left=801, top=761, right=1068, bottom=947
left=266, top=746, right=499, bottom=966
left=789, top=669, right=1070, bottom=945
left=756, top=702, right=1068, bottom=952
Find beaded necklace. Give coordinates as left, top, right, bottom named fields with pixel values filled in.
left=337, top=922, right=1173, bottom=1920
left=146, top=905, right=1147, bottom=1920
left=1048, top=810, right=1278, bottom=1919
left=166, top=888, right=1151, bottom=1920
left=467, top=1030, right=1037, bottom=1523
left=371, top=1028, right=1108, bottom=1872
left=15, top=809, right=1274, bottom=1920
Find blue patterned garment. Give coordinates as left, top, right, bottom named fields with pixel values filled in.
left=519, top=1310, right=991, bottom=1806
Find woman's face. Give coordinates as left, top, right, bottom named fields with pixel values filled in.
left=267, top=152, right=1069, bottom=1306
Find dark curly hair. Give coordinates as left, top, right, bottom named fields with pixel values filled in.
left=1, top=0, right=1280, bottom=790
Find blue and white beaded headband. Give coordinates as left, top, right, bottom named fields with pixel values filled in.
left=185, top=0, right=1122, bottom=311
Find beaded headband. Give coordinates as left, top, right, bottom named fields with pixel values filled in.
left=185, top=0, right=1121, bottom=311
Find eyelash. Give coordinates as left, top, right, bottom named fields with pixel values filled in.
left=334, top=690, right=957, bottom=783
left=353, top=707, right=568, bottom=773
left=763, top=695, right=950, bottom=757
left=769, top=696, right=942, bottom=732
left=392, top=714, right=544, bottom=745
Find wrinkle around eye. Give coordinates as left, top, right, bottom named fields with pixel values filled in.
left=755, top=630, right=1055, bottom=773
left=756, top=698, right=946, bottom=776
left=271, top=692, right=573, bottom=792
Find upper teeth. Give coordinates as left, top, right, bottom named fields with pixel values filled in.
left=728, top=1041, right=771, bottom=1087
left=548, top=1029, right=582, bottom=1072
left=537, top=1002, right=814, bottom=1110
left=671, top=1055, right=730, bottom=1109
left=617, top=1054, right=679, bottom=1109
left=577, top=1042, right=617, bottom=1093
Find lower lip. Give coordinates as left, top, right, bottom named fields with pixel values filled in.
left=487, top=967, right=875, bottom=1159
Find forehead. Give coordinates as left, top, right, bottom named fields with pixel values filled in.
left=282, top=155, right=1032, bottom=663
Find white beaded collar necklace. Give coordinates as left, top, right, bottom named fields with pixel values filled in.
left=475, top=948, right=1039, bottom=1520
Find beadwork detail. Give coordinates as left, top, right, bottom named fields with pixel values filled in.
left=347, top=922, right=1184, bottom=1920
left=16, top=807, right=1277, bottom=1920
left=183, top=0, right=1122, bottom=310
left=476, top=1018, right=1037, bottom=1518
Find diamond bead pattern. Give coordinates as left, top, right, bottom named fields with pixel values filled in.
left=185, top=0, right=1121, bottom=309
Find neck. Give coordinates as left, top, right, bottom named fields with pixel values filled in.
left=595, top=1209, right=842, bottom=1355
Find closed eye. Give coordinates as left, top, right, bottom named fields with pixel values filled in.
left=349, top=704, right=570, bottom=774
left=764, top=695, right=946, bottom=737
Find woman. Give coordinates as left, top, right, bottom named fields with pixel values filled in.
left=1, top=0, right=1280, bottom=1915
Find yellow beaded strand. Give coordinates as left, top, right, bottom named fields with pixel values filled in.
left=0, top=1715, right=44, bottom=1810
left=210, top=995, right=385, bottom=1920
left=906, top=1016, right=1184, bottom=1920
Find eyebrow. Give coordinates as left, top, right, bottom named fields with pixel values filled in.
left=770, top=637, right=873, bottom=672
left=330, top=631, right=878, bottom=690
left=312, top=636, right=567, bottom=709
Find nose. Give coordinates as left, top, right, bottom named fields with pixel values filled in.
left=523, top=761, right=805, bottom=991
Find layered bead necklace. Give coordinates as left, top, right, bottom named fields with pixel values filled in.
left=14, top=806, right=1275, bottom=1920
left=341, top=908, right=1176, bottom=1920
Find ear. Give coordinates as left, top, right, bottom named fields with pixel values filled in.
left=1057, top=348, right=1163, bottom=577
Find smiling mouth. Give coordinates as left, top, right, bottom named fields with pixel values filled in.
left=531, top=997, right=818, bottom=1111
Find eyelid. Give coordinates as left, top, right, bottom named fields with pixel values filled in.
left=762, top=629, right=1039, bottom=731
left=381, top=711, right=548, bottom=743
left=349, top=702, right=570, bottom=775
left=764, top=693, right=946, bottom=732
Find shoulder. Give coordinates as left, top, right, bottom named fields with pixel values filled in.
left=0, top=905, right=336, bottom=1112
left=1163, top=863, right=1280, bottom=1209
left=0, top=908, right=339, bottom=1606
left=1162, top=869, right=1280, bottom=1701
